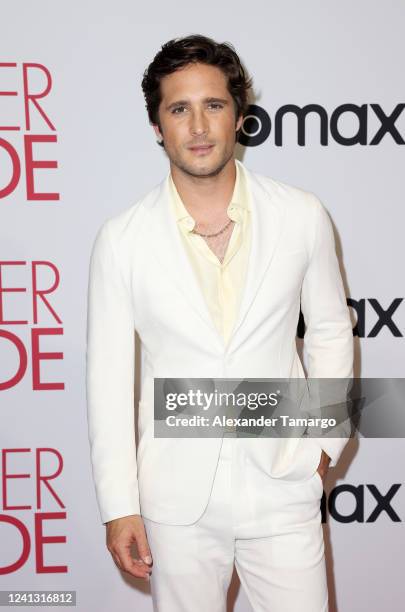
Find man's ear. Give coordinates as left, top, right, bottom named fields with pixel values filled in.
left=236, top=114, right=244, bottom=133
left=153, top=124, right=163, bottom=143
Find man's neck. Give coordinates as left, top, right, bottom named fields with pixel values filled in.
left=170, top=158, right=236, bottom=222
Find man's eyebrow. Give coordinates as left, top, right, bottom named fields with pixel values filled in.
left=165, top=97, right=229, bottom=111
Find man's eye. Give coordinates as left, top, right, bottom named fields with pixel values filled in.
left=208, top=103, right=223, bottom=110
left=172, top=106, right=186, bottom=114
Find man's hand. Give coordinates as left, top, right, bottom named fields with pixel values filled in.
left=316, top=450, right=331, bottom=482
left=106, top=514, right=153, bottom=581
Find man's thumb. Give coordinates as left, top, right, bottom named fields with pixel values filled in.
left=137, top=539, right=153, bottom=564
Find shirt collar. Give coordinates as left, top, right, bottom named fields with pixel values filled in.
left=169, top=159, right=250, bottom=232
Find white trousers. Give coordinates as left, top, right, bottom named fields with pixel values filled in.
left=143, top=435, right=328, bottom=612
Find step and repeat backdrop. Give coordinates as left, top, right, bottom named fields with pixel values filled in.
left=1, top=1, right=404, bottom=610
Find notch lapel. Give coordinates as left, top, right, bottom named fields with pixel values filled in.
left=144, top=174, right=225, bottom=349
left=226, top=161, right=286, bottom=350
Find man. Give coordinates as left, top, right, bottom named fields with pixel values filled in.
left=86, top=34, right=353, bottom=611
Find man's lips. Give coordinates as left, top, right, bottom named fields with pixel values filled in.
left=188, top=144, right=215, bottom=154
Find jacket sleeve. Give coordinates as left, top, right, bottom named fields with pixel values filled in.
left=300, top=194, right=354, bottom=467
left=86, top=220, right=140, bottom=524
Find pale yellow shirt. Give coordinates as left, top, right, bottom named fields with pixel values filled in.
left=168, top=160, right=251, bottom=346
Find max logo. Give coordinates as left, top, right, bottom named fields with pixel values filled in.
left=348, top=298, right=403, bottom=337
left=320, top=484, right=402, bottom=523
left=297, top=298, right=404, bottom=338
left=239, top=103, right=405, bottom=147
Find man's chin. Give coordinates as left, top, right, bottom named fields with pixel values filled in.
left=175, top=156, right=229, bottom=178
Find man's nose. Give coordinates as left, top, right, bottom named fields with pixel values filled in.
left=190, top=109, right=209, bottom=136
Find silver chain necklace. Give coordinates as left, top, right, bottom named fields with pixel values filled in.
left=191, top=218, right=233, bottom=238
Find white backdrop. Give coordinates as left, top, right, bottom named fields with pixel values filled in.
left=1, top=1, right=404, bottom=610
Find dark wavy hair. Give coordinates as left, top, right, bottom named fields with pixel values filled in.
left=141, top=34, right=253, bottom=146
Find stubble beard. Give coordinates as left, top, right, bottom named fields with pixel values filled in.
left=168, top=145, right=235, bottom=180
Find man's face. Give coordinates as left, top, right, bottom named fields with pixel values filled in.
left=153, top=62, right=243, bottom=178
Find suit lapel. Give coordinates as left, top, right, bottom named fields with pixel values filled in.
left=143, top=159, right=285, bottom=351
left=227, top=161, right=286, bottom=348
left=144, top=173, right=225, bottom=348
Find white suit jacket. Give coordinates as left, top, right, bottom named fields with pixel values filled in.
left=86, top=159, right=354, bottom=525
